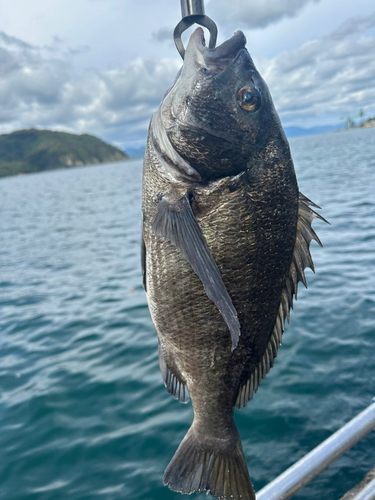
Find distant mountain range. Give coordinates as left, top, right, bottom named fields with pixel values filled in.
left=126, top=147, right=146, bottom=159
left=285, top=119, right=375, bottom=138
left=0, top=129, right=129, bottom=178
left=284, top=125, right=340, bottom=137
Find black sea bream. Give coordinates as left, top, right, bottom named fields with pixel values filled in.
left=141, top=28, right=326, bottom=500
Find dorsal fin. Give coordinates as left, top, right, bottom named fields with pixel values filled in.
left=235, top=192, right=328, bottom=409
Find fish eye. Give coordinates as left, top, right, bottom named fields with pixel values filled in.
left=237, top=87, right=261, bottom=112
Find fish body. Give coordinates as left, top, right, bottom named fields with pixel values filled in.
left=142, top=28, right=324, bottom=500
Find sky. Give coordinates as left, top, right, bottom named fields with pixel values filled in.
left=0, top=0, right=374, bottom=150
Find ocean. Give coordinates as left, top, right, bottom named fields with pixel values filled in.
left=0, top=127, right=374, bottom=500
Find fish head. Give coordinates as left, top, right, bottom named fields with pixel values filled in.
left=160, top=28, right=288, bottom=181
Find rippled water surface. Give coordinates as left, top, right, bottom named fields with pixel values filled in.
left=1, top=128, right=374, bottom=500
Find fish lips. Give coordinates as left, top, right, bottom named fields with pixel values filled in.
left=186, top=28, right=248, bottom=75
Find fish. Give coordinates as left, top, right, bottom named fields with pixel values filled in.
left=141, top=27, right=326, bottom=500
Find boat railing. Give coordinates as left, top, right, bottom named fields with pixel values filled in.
left=256, top=397, right=375, bottom=500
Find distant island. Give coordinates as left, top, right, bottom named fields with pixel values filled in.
left=285, top=117, right=375, bottom=138
left=343, top=117, right=375, bottom=130
left=0, top=129, right=129, bottom=178
left=340, top=110, right=375, bottom=131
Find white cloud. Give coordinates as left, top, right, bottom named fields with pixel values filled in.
left=209, top=0, right=320, bottom=29
left=0, top=11, right=374, bottom=148
left=261, top=13, right=375, bottom=127
left=0, top=31, right=181, bottom=148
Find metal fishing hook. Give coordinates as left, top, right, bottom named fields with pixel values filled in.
left=174, top=0, right=218, bottom=59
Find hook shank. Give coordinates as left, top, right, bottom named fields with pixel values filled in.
left=180, top=0, right=205, bottom=18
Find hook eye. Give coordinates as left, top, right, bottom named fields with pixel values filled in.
left=173, top=15, right=218, bottom=59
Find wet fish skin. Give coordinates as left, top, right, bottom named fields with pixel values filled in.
left=142, top=27, right=320, bottom=500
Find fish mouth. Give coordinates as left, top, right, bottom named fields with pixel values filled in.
left=190, top=28, right=247, bottom=74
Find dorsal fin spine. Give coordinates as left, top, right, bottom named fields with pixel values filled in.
left=235, top=192, right=328, bottom=410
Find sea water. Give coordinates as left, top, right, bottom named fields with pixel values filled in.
left=0, top=127, right=374, bottom=500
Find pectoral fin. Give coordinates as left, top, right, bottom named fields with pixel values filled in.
left=153, top=193, right=241, bottom=350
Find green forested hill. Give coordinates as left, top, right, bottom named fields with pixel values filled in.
left=0, top=129, right=129, bottom=178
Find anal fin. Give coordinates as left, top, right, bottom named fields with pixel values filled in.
left=159, top=343, right=189, bottom=403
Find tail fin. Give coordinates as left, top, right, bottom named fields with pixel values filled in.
left=163, top=425, right=255, bottom=500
